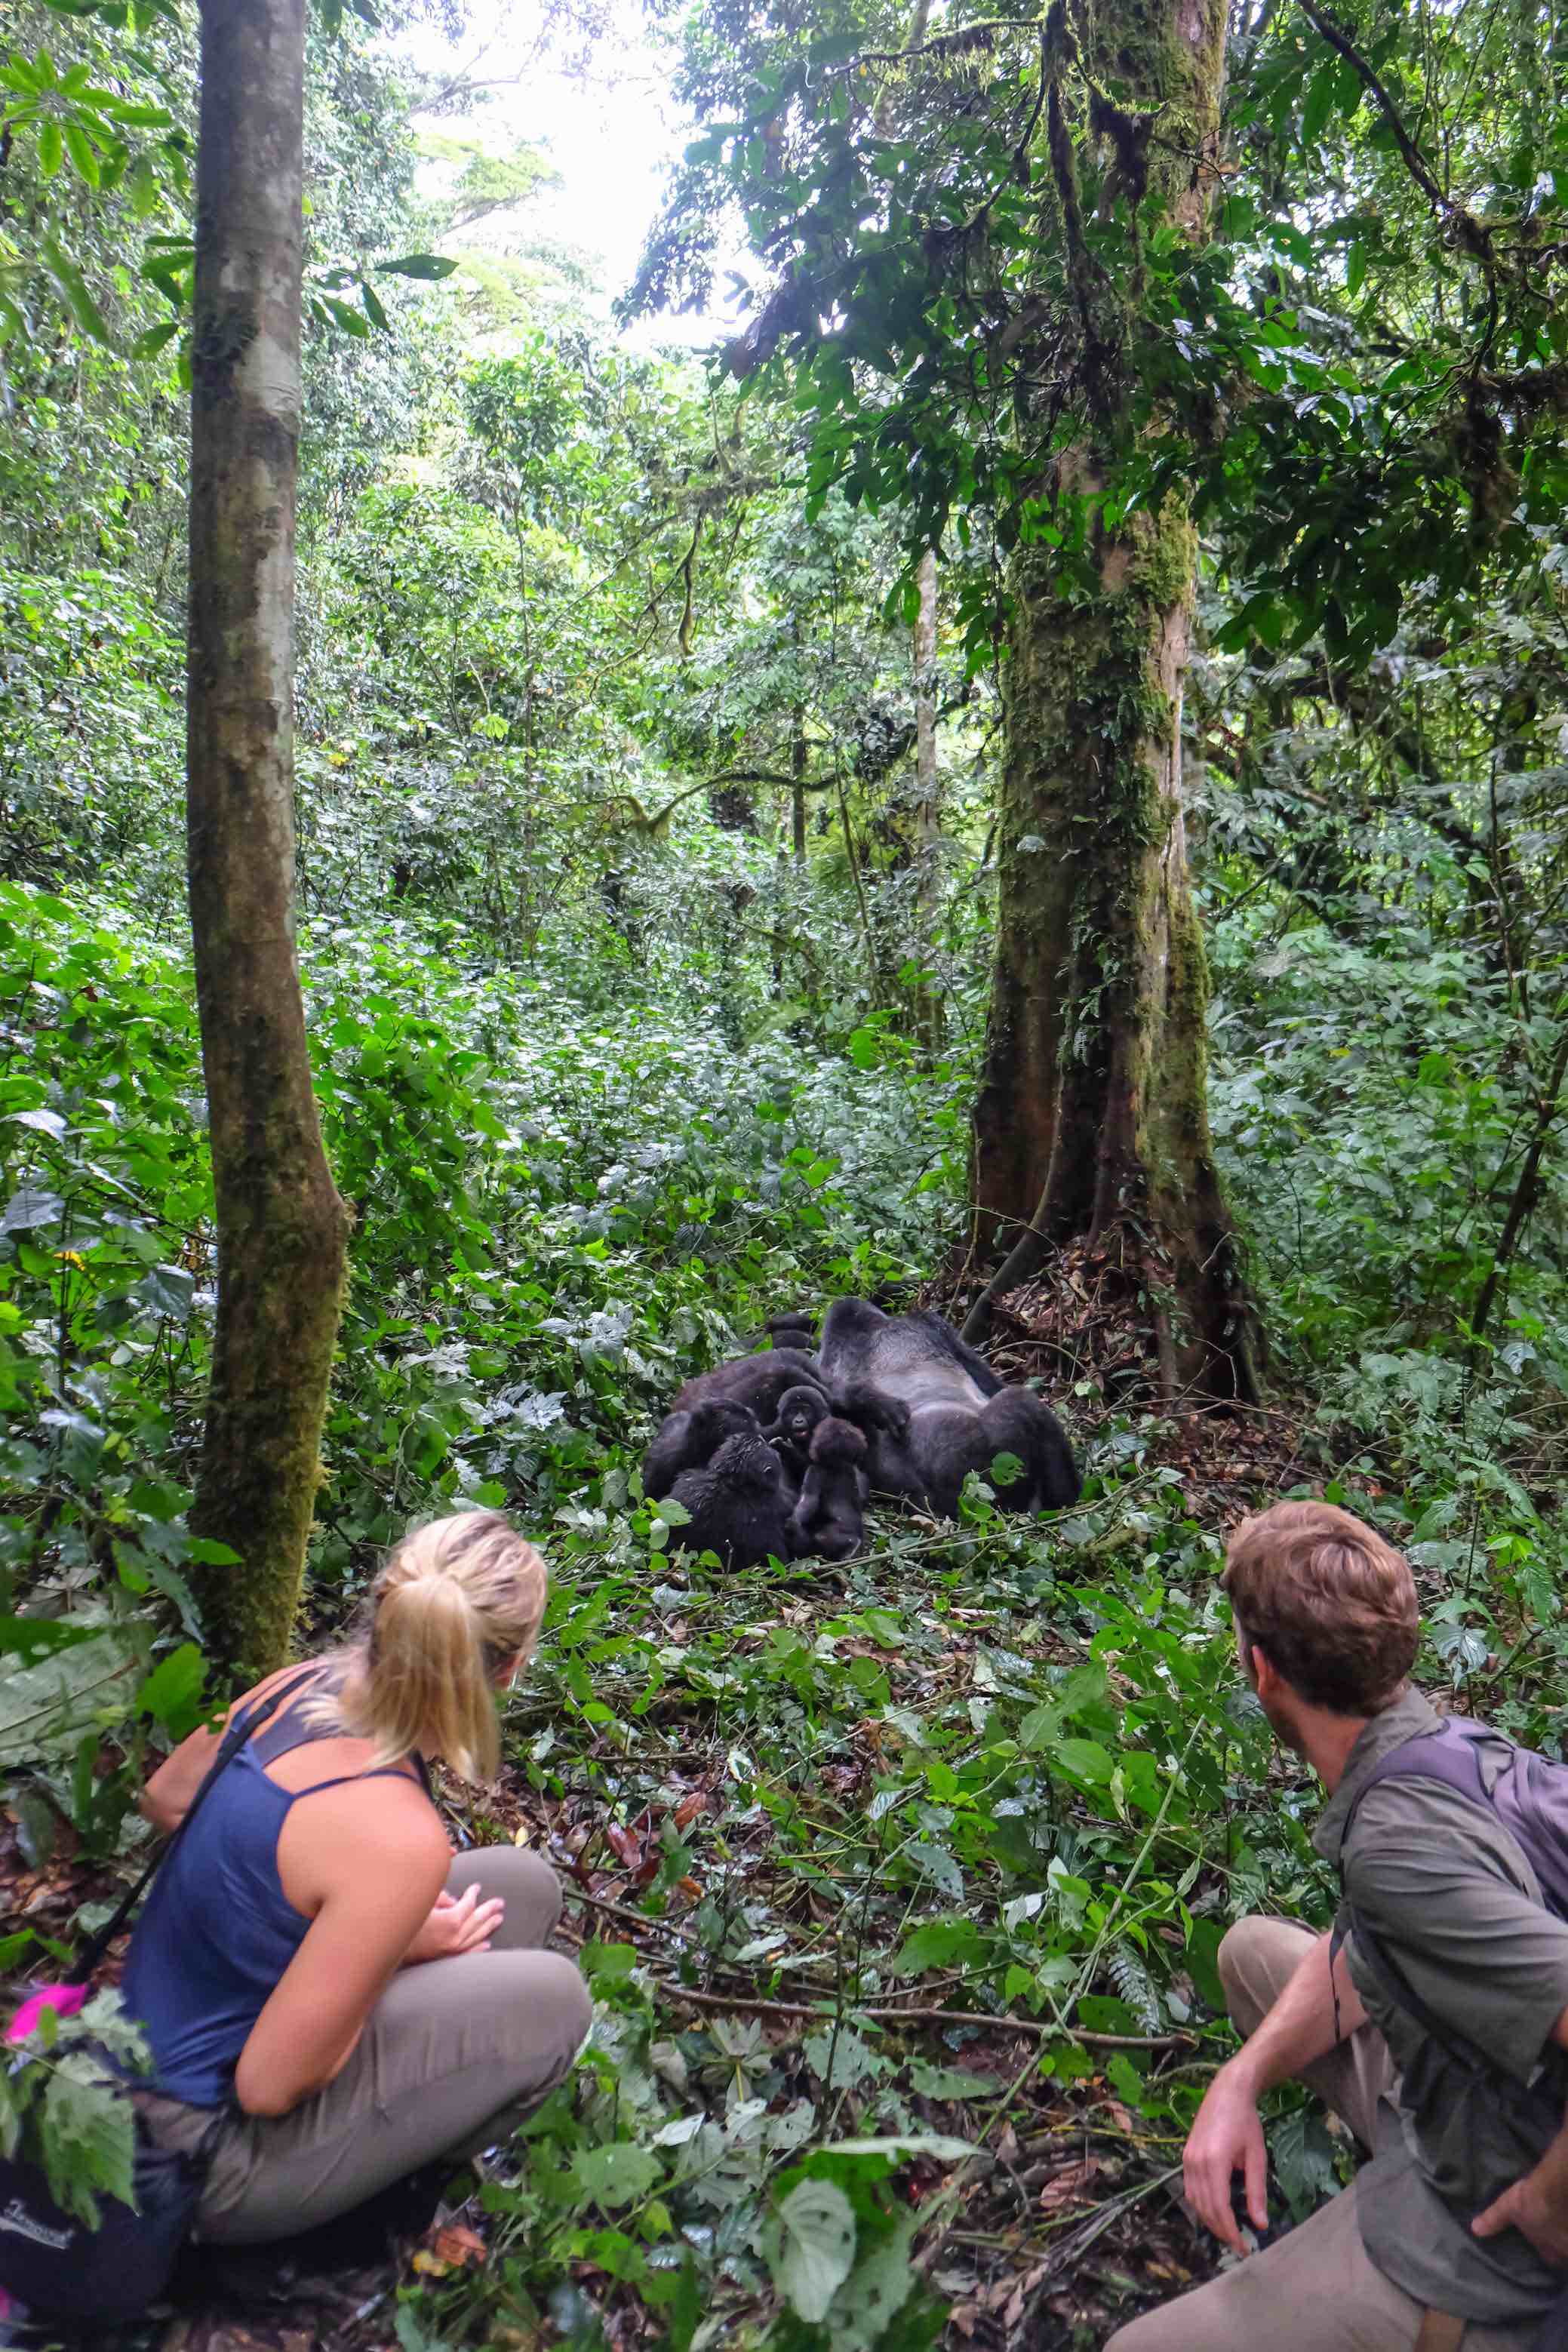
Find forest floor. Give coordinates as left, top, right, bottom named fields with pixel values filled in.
left=8, top=1261, right=1335, bottom=2352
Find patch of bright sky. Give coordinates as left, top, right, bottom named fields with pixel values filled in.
left=391, top=0, right=737, bottom=349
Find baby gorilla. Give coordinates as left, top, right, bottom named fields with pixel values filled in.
left=668, top=1431, right=795, bottom=1571
left=642, top=1399, right=760, bottom=1499
left=786, top=1416, right=869, bottom=1563
left=763, top=1384, right=829, bottom=1482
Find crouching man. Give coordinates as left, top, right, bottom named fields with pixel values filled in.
left=1108, top=1501, right=1568, bottom=2352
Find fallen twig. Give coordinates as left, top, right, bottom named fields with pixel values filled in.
left=652, top=1979, right=1194, bottom=2050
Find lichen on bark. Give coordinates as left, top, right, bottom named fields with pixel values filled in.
left=967, top=0, right=1261, bottom=1399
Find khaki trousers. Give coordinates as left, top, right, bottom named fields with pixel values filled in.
left=1102, top=1916, right=1532, bottom=2352
left=141, top=1846, right=591, bottom=2246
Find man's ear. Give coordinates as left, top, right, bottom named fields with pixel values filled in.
left=1249, top=1640, right=1283, bottom=1703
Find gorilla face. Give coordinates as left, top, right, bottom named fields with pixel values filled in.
left=767, top=1384, right=828, bottom=1465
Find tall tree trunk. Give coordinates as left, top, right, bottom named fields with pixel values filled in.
left=186, top=0, right=351, bottom=1676
left=909, top=546, right=944, bottom=1053
left=792, top=701, right=807, bottom=861
left=965, top=0, right=1260, bottom=1402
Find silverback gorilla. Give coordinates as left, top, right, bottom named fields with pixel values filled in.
left=814, top=1299, right=1079, bottom=1515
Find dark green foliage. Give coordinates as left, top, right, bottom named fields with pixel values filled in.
left=8, top=0, right=1568, bottom=2331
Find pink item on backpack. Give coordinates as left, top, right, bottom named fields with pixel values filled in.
left=7, top=1982, right=87, bottom=2043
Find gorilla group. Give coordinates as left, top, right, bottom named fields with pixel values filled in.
left=641, top=1297, right=1079, bottom=1570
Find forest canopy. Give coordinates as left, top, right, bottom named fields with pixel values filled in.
left=4, top=0, right=1568, bottom=2340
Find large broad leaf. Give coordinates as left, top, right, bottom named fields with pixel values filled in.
left=0, top=1613, right=98, bottom=1665
left=40, top=2050, right=136, bottom=2227
left=134, top=1643, right=205, bottom=1736
left=767, top=2177, right=856, bottom=2322
left=0, top=1626, right=146, bottom=1766
left=1, top=1185, right=65, bottom=1233
left=569, top=2141, right=663, bottom=2209
left=831, top=2204, right=922, bottom=2351
left=375, top=253, right=457, bottom=280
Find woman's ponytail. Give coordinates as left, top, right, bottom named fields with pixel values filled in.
left=333, top=1511, right=547, bottom=1782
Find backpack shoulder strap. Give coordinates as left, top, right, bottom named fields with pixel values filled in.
left=1333, top=1719, right=1490, bottom=1867
left=68, top=1664, right=317, bottom=1987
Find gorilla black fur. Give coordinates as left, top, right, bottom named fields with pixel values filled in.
left=759, top=1311, right=817, bottom=1352
left=672, top=1348, right=826, bottom=1423
left=815, top=1299, right=1078, bottom=1516
left=787, top=1416, right=869, bottom=1563
left=668, top=1432, right=795, bottom=1570
left=642, top=1399, right=761, bottom=1500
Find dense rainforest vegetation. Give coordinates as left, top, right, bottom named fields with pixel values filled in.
left=5, top=0, right=1568, bottom=2337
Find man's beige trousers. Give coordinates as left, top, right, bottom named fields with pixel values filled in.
left=1102, top=1917, right=1533, bottom=2352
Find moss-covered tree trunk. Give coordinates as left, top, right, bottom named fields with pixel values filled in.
left=964, top=0, right=1261, bottom=1401
left=186, top=0, right=351, bottom=1675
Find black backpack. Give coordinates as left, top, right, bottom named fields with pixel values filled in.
left=0, top=1671, right=309, bottom=2329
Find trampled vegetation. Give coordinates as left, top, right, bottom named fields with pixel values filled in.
left=5, top=0, right=1568, bottom=2343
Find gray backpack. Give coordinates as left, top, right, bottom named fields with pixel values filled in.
left=1334, top=1716, right=1568, bottom=2348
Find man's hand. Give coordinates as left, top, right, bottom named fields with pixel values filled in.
left=402, top=1883, right=505, bottom=1966
left=1183, top=2061, right=1269, bottom=2252
left=1473, top=2171, right=1568, bottom=2267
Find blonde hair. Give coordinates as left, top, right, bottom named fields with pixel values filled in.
left=320, top=1511, right=548, bottom=1782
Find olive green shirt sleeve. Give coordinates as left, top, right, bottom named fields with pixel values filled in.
left=1345, top=1780, right=1568, bottom=2086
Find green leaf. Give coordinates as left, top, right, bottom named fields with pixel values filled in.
left=94, top=99, right=171, bottom=125
left=1, top=1185, right=65, bottom=1233
left=1051, top=1736, right=1115, bottom=1787
left=41, top=2051, right=136, bottom=2227
left=184, top=1539, right=241, bottom=1565
left=41, top=239, right=111, bottom=343
left=64, top=120, right=100, bottom=184
left=893, top=1917, right=982, bottom=1975
left=135, top=1643, right=205, bottom=1731
left=768, top=2177, right=857, bottom=2322
left=324, top=294, right=371, bottom=338
left=1346, top=239, right=1367, bottom=297
left=570, top=2141, right=663, bottom=2209
left=580, top=1939, right=638, bottom=1981
left=829, top=2203, right=921, bottom=2352
left=375, top=252, right=457, bottom=280
left=0, top=1613, right=97, bottom=1665
left=128, top=155, right=161, bottom=218
left=907, top=2061, right=994, bottom=2098
left=131, top=318, right=179, bottom=359
left=37, top=116, right=63, bottom=178
left=0, top=1627, right=146, bottom=1767
left=360, top=278, right=391, bottom=333
left=1301, top=60, right=1338, bottom=146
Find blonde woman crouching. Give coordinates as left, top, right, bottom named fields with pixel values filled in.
left=121, top=1511, right=591, bottom=2244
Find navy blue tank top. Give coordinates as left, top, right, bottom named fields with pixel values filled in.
left=121, top=1674, right=428, bottom=2108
